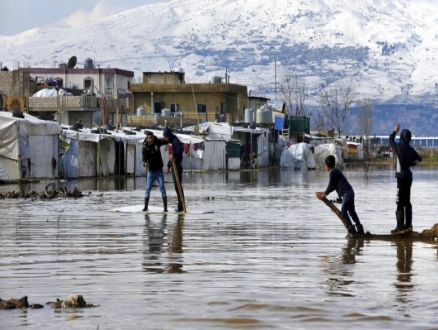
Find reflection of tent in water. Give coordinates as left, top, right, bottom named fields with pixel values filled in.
left=0, top=112, right=62, bottom=182
left=280, top=142, right=344, bottom=170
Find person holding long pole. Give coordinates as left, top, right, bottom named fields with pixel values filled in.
left=163, top=127, right=186, bottom=213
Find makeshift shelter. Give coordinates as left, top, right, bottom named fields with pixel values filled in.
left=183, top=122, right=272, bottom=169
left=0, top=112, right=62, bottom=182
left=313, top=143, right=345, bottom=168
left=280, top=142, right=316, bottom=170
left=60, top=128, right=118, bottom=178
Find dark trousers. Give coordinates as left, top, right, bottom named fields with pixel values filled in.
left=340, top=190, right=361, bottom=228
left=396, top=177, right=413, bottom=224
left=171, top=164, right=185, bottom=208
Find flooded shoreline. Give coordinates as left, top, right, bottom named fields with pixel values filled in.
left=1, top=167, right=438, bottom=329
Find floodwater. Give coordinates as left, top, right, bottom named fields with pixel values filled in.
left=1, top=166, right=438, bottom=329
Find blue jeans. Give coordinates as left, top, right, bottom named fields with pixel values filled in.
left=340, top=190, right=361, bottom=228
left=145, top=169, right=166, bottom=198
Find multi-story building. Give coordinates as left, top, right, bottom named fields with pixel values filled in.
left=0, top=57, right=134, bottom=128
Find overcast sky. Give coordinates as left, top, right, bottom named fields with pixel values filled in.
left=0, top=0, right=169, bottom=36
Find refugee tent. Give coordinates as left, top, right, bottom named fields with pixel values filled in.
left=60, top=128, right=117, bottom=178
left=280, top=142, right=316, bottom=170
left=0, top=112, right=62, bottom=182
left=313, top=143, right=345, bottom=168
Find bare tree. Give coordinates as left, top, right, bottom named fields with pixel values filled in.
left=356, top=99, right=373, bottom=157
left=279, top=68, right=307, bottom=116
left=319, top=79, right=354, bottom=137
left=311, top=110, right=326, bottom=131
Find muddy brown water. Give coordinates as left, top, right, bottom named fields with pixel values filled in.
left=1, top=166, right=438, bottom=329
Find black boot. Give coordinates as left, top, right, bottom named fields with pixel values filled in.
left=391, top=210, right=405, bottom=234
left=405, top=207, right=412, bottom=232
left=142, top=197, right=149, bottom=212
left=163, top=197, right=168, bottom=212
left=347, top=226, right=358, bottom=238
left=174, top=203, right=183, bottom=213
left=356, top=224, right=365, bottom=236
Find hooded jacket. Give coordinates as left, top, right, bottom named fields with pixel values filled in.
left=389, top=128, right=422, bottom=179
left=142, top=135, right=167, bottom=171
left=163, top=127, right=183, bottom=167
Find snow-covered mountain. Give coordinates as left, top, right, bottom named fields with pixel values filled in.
left=1, top=0, right=438, bottom=108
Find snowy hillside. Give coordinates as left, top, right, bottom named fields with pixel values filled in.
left=1, top=0, right=438, bottom=107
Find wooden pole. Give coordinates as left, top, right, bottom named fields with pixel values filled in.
left=172, top=159, right=187, bottom=213
left=315, top=192, right=347, bottom=228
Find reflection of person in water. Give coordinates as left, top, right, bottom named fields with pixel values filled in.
left=142, top=214, right=167, bottom=273
left=342, top=238, right=364, bottom=265
left=142, top=213, right=185, bottom=274
left=394, top=240, right=414, bottom=304
left=167, top=214, right=185, bottom=274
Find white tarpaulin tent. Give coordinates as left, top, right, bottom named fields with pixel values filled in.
left=280, top=143, right=316, bottom=170
left=313, top=143, right=345, bottom=168
left=0, top=112, right=62, bottom=182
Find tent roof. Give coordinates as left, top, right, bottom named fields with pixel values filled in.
left=0, top=111, right=62, bottom=135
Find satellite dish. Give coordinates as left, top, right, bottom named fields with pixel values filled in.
left=67, top=56, right=77, bottom=69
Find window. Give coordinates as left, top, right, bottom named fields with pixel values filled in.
left=84, top=77, right=94, bottom=89
left=170, top=104, right=180, bottom=113
left=197, top=104, right=206, bottom=113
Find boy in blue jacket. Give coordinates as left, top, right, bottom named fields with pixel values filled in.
left=319, top=155, right=364, bottom=237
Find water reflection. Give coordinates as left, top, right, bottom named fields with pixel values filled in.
left=142, top=214, right=185, bottom=274
left=393, top=240, right=414, bottom=304
left=167, top=214, right=185, bottom=274
left=142, top=214, right=167, bottom=273
left=342, top=238, right=364, bottom=265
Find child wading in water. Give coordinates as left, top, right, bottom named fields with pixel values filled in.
left=318, top=155, right=365, bottom=237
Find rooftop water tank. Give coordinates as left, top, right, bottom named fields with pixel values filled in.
left=58, top=63, right=67, bottom=69
left=256, top=106, right=273, bottom=125
left=212, top=76, right=222, bottom=84
left=84, top=58, right=94, bottom=69
left=161, top=108, right=171, bottom=117
left=137, top=106, right=147, bottom=116
left=245, top=108, right=254, bottom=123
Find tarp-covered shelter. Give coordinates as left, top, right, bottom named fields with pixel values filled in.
left=313, top=143, right=345, bottom=168
left=280, top=142, right=316, bottom=170
left=0, top=112, right=62, bottom=182
left=183, top=122, right=272, bottom=169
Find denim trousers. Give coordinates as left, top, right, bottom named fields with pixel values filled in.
left=340, top=189, right=361, bottom=228
left=145, top=168, right=166, bottom=198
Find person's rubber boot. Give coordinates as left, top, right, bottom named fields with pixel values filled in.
left=347, top=226, right=358, bottom=238
left=391, top=211, right=405, bottom=234
left=163, top=197, right=168, bottom=213
left=174, top=203, right=183, bottom=213
left=142, top=197, right=149, bottom=212
left=356, top=224, right=365, bottom=236
left=405, top=207, right=413, bottom=232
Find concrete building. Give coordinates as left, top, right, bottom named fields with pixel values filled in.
left=130, top=71, right=250, bottom=124
left=0, top=59, right=134, bottom=128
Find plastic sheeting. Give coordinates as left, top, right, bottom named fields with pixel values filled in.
left=280, top=143, right=316, bottom=170
left=33, top=88, right=72, bottom=97
left=313, top=143, right=345, bottom=168
left=0, top=112, right=61, bottom=181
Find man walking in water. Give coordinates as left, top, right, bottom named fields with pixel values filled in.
left=163, top=127, right=185, bottom=212
left=142, top=131, right=168, bottom=212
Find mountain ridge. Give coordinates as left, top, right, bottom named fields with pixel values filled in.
left=1, top=0, right=438, bottom=134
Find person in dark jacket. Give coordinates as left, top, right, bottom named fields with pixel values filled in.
left=318, top=155, right=364, bottom=237
left=388, top=124, right=422, bottom=234
left=142, top=131, right=167, bottom=212
left=163, top=127, right=185, bottom=212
